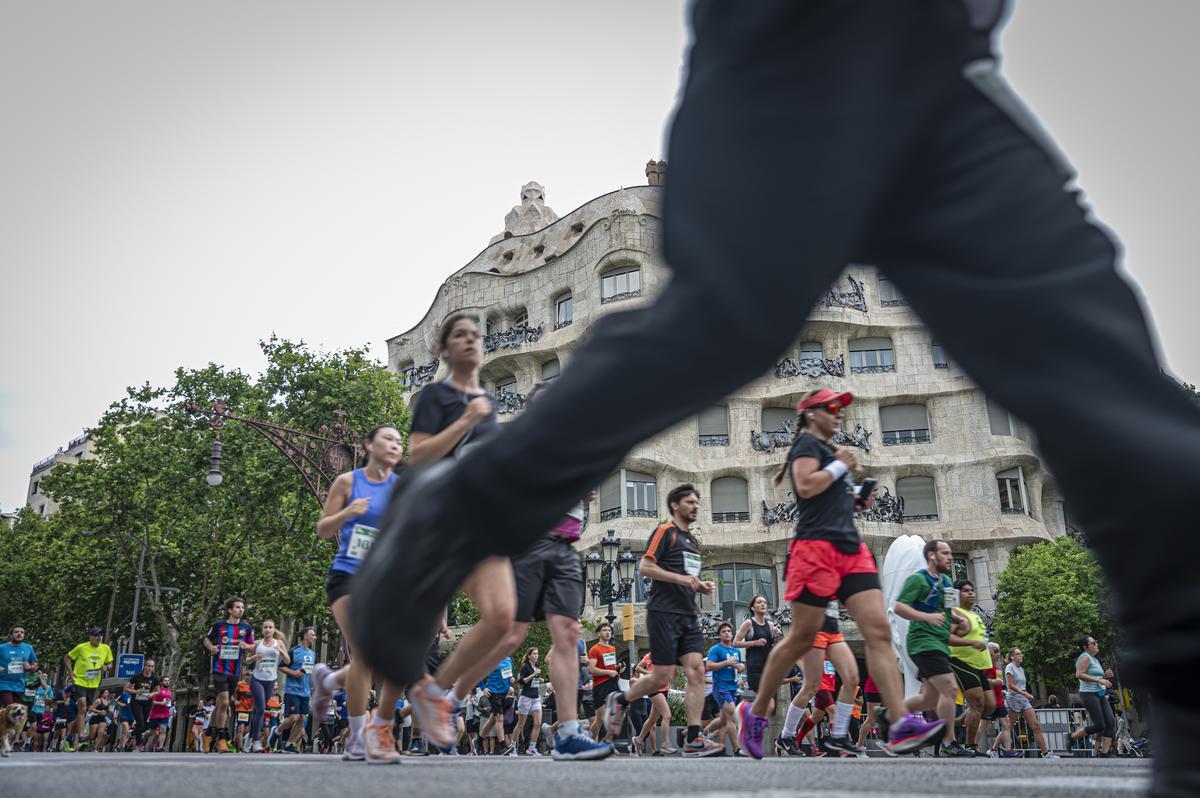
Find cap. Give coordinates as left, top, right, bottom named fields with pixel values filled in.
left=88, top=626, right=103, bottom=637
left=797, top=388, right=853, bottom=412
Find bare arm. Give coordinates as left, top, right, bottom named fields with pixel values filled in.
left=639, top=557, right=714, bottom=595
left=407, top=396, right=490, bottom=464
left=317, top=473, right=358, bottom=539
left=732, top=620, right=754, bottom=648
left=892, top=601, right=945, bottom=627
left=790, top=449, right=857, bottom=499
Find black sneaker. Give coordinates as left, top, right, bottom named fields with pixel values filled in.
left=822, top=735, right=866, bottom=757
left=942, top=741, right=976, bottom=757
left=774, top=736, right=801, bottom=757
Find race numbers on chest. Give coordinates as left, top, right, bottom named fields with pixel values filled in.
left=682, top=551, right=701, bottom=577
left=346, top=524, right=378, bottom=560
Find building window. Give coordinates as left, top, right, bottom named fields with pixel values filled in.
left=896, top=476, right=939, bottom=521
left=986, top=397, right=1013, bottom=436
left=600, top=266, right=641, bottom=304
left=541, top=359, right=561, bottom=382
left=849, top=337, right=896, bottom=373
left=879, top=274, right=906, bottom=306
left=494, top=375, right=517, bottom=396
left=485, top=317, right=497, bottom=337
left=952, top=557, right=974, bottom=585
left=554, top=293, right=573, bottom=329
left=599, top=472, right=622, bottom=521
left=31, top=480, right=39, bottom=496
left=762, top=407, right=794, bottom=433
left=512, top=310, right=528, bottom=329
left=39, top=503, right=46, bottom=516
left=625, top=471, right=657, bottom=518
left=800, top=342, right=823, bottom=362
left=707, top=564, right=777, bottom=625
left=880, top=404, right=931, bottom=445
left=711, top=476, right=750, bottom=523
left=931, top=340, right=948, bottom=369
left=698, top=406, right=730, bottom=446
left=997, top=467, right=1029, bottom=516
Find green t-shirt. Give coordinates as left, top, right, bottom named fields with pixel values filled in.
left=897, top=570, right=954, bottom=656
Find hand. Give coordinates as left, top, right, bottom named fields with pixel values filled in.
left=463, top=396, right=492, bottom=425
left=972, top=640, right=987, bottom=651
left=692, top=578, right=715, bottom=596
left=1099, top=679, right=1112, bottom=689
left=345, top=497, right=371, bottom=517
left=756, top=638, right=768, bottom=647
left=834, top=449, right=858, bottom=470
left=924, top=612, right=945, bottom=627
left=482, top=689, right=491, bottom=697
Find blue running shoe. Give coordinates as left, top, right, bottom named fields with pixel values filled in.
left=552, top=733, right=615, bottom=761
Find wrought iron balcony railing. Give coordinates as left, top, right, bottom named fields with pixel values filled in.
left=851, top=362, right=897, bottom=374
left=600, top=290, right=641, bottom=305
left=763, top=486, right=904, bottom=526
left=775, top=353, right=846, bottom=380
left=881, top=429, right=931, bottom=446
left=902, top=513, right=940, bottom=522
left=496, top=390, right=527, bottom=415
left=400, top=359, right=438, bottom=390
left=484, top=322, right=545, bottom=354
left=816, top=275, right=867, bottom=312
left=698, top=434, right=730, bottom=447
left=752, top=420, right=872, bottom=454
left=712, top=511, right=751, bottom=524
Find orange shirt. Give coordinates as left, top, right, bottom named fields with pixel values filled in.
left=589, top=643, right=617, bottom=686
left=235, top=680, right=253, bottom=713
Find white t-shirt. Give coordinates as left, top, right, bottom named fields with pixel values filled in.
left=252, top=643, right=281, bottom=682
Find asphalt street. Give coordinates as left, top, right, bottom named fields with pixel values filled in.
left=0, top=753, right=1151, bottom=798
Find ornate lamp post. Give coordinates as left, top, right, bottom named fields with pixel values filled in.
left=584, top=529, right=638, bottom=629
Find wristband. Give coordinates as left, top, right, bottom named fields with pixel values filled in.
left=823, top=461, right=848, bottom=481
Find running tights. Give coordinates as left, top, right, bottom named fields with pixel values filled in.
left=249, top=678, right=273, bottom=742
left=1080, top=692, right=1116, bottom=740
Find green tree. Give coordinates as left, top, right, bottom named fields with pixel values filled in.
left=993, top=536, right=1117, bottom=691
left=1, top=338, right=408, bottom=688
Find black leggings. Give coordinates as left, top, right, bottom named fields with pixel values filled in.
left=131, top=700, right=150, bottom=742
left=1080, top=692, right=1115, bottom=739
left=249, top=678, right=273, bottom=741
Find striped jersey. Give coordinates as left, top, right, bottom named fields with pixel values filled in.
left=207, top=620, right=255, bottom=677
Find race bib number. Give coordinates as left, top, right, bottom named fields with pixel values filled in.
left=346, top=524, right=378, bottom=561
left=302, top=662, right=314, bottom=674
left=825, top=601, right=839, bottom=619
left=943, top=588, right=960, bottom=609
left=823, top=661, right=836, bottom=676
left=258, top=660, right=278, bottom=680
left=602, top=652, right=616, bottom=667
left=219, top=644, right=241, bottom=660
left=7, top=660, right=23, bottom=675
left=682, top=551, right=701, bottom=577
left=237, top=712, right=249, bottom=724
left=500, top=666, right=513, bottom=680
left=25, top=688, right=36, bottom=699
left=531, top=678, right=542, bottom=689
left=85, top=669, right=100, bottom=681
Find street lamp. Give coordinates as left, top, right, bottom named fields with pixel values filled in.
left=205, top=438, right=223, bottom=487
left=585, top=529, right=638, bottom=629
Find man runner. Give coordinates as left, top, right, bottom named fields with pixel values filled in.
left=586, top=623, right=621, bottom=743
left=894, top=539, right=975, bottom=757
left=0, top=626, right=38, bottom=707
left=705, top=622, right=744, bottom=752
left=277, top=626, right=316, bottom=753
left=601, top=485, right=722, bottom=757
left=202, top=597, right=255, bottom=753
left=63, top=627, right=113, bottom=747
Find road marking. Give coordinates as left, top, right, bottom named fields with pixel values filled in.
left=962, top=776, right=1150, bottom=791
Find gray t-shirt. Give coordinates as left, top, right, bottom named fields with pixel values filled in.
left=1004, top=662, right=1027, bottom=699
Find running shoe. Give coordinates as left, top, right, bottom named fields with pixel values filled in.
left=507, top=743, right=519, bottom=757
left=250, top=740, right=264, bottom=753
left=681, top=735, right=724, bottom=758
left=526, top=747, right=542, bottom=757
left=941, top=740, right=975, bottom=757
left=736, top=701, right=768, bottom=760
left=821, top=735, right=866, bottom=757
left=773, top=736, right=801, bottom=757
left=408, top=679, right=457, bottom=749
left=1042, top=753, right=1061, bottom=759
left=282, top=743, right=299, bottom=754
left=986, top=749, right=998, bottom=759
left=602, top=692, right=626, bottom=738
left=552, top=732, right=615, bottom=761
left=216, top=737, right=230, bottom=754
left=879, top=714, right=945, bottom=756
left=364, top=723, right=401, bottom=765
left=311, top=663, right=334, bottom=721
left=342, top=734, right=366, bottom=761
left=1001, top=749, right=1025, bottom=758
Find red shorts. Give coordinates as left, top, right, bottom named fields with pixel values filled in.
left=815, top=690, right=835, bottom=712
left=784, top=540, right=878, bottom=603
left=812, top=631, right=845, bottom=649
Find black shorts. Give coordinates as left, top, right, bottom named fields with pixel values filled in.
left=863, top=691, right=882, bottom=704
left=950, top=658, right=989, bottom=693
left=284, top=694, right=310, bottom=717
left=747, top=669, right=763, bottom=694
left=326, top=569, right=355, bottom=606
left=513, top=535, right=584, bottom=622
left=74, top=687, right=98, bottom=708
left=647, top=612, right=705, bottom=666
left=985, top=706, right=1008, bottom=720
left=910, top=650, right=953, bottom=681
left=702, top=695, right=717, bottom=721
left=210, top=672, right=237, bottom=696
left=487, top=694, right=512, bottom=717
left=593, top=678, right=621, bottom=708
left=580, top=697, right=596, bottom=719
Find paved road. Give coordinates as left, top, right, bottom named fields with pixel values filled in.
left=1, top=753, right=1151, bottom=798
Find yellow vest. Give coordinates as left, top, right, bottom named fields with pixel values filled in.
left=949, top=609, right=992, bottom=670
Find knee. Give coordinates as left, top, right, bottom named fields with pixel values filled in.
left=476, top=611, right=515, bottom=639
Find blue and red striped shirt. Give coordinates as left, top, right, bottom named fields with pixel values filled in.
left=207, top=620, right=255, bottom=677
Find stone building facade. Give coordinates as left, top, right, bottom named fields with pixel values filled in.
left=386, top=163, right=1066, bottom=641
left=26, top=432, right=93, bottom=517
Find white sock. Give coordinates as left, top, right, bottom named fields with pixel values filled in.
left=348, top=714, right=366, bottom=740
left=557, top=720, right=579, bottom=740
left=832, top=701, right=853, bottom=738
left=783, top=703, right=805, bottom=737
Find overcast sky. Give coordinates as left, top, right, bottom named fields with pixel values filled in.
left=2, top=1, right=1197, bottom=511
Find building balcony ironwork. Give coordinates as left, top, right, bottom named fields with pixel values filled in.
left=496, top=390, right=527, bottom=415
left=599, top=507, right=621, bottom=522
left=712, top=511, right=751, bottom=524
left=763, top=486, right=905, bottom=526
left=902, top=513, right=940, bottom=522
left=880, top=298, right=908, bottom=307
left=933, top=362, right=949, bottom=369
left=1001, top=506, right=1028, bottom=516
left=628, top=508, right=657, bottom=519
left=775, top=353, right=846, bottom=379
left=698, top=434, right=729, bottom=447
left=67, top=434, right=88, bottom=450
left=816, top=275, right=867, bottom=312
left=553, top=319, right=573, bottom=331
left=600, top=290, right=641, bottom=305
left=484, top=322, right=545, bottom=354
left=881, top=429, right=931, bottom=446
left=851, top=363, right=897, bottom=374
left=753, top=420, right=872, bottom=454
left=400, top=359, right=438, bottom=390
left=30, top=454, right=57, bottom=474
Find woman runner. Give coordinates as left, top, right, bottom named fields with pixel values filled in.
left=1005, top=647, right=1056, bottom=758
left=245, top=619, right=289, bottom=753
left=514, top=647, right=544, bottom=755
left=734, top=595, right=781, bottom=705
left=1070, top=635, right=1116, bottom=757
left=311, top=424, right=408, bottom=764
left=632, top=652, right=675, bottom=756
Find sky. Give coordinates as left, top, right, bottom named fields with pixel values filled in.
left=2, top=1, right=1197, bottom=512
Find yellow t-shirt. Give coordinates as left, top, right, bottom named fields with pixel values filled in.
left=949, top=609, right=992, bottom=670
left=68, top=642, right=114, bottom=688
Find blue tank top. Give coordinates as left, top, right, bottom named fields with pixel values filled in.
left=329, top=468, right=397, bottom=575
left=1079, top=652, right=1106, bottom=694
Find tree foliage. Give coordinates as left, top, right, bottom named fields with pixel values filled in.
left=993, top=536, right=1117, bottom=691
left=0, top=338, right=409, bottom=688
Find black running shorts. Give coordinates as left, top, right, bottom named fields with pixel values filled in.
left=325, top=569, right=354, bottom=606
left=950, top=657, right=989, bottom=693
left=910, top=650, right=953, bottom=681
left=647, top=612, right=705, bottom=666
left=593, top=677, right=621, bottom=709
left=512, top=535, right=584, bottom=622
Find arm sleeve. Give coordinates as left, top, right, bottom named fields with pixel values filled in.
left=409, top=387, right=445, bottom=435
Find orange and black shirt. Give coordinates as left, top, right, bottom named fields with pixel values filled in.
left=643, top=522, right=701, bottom=616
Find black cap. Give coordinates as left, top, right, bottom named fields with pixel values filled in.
left=88, top=626, right=103, bottom=637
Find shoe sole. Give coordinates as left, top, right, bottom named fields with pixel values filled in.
left=735, top=701, right=763, bottom=760
left=882, top=720, right=946, bottom=756
left=408, top=686, right=456, bottom=749
left=366, top=756, right=401, bottom=765
left=681, top=746, right=724, bottom=758
left=551, top=746, right=615, bottom=761
left=602, top=694, right=624, bottom=738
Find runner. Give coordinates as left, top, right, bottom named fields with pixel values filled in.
left=276, top=626, right=316, bottom=753
left=587, top=623, right=622, bottom=742
left=126, top=658, right=158, bottom=750
left=983, top=643, right=1020, bottom=758
left=28, top=672, right=52, bottom=751
left=63, top=627, right=113, bottom=748
left=245, top=619, right=290, bottom=753
left=1071, top=634, right=1116, bottom=756
left=52, top=682, right=76, bottom=751
left=632, top=652, right=674, bottom=756
left=601, top=485, right=723, bottom=757
left=233, top=677, right=253, bottom=751
left=780, top=601, right=861, bottom=757
left=146, top=677, right=172, bottom=752
left=478, top=656, right=516, bottom=755
left=84, top=687, right=113, bottom=751
left=514, top=648, right=544, bottom=755
left=948, top=579, right=996, bottom=754
left=738, top=390, right=944, bottom=759
left=311, top=424, right=407, bottom=764
left=0, top=626, right=38, bottom=707
left=733, top=596, right=780, bottom=707
left=893, top=539, right=975, bottom=757
left=114, top=684, right=134, bottom=751
left=1005, top=647, right=1055, bottom=757
left=705, top=621, right=745, bottom=752
left=856, top=672, right=882, bottom=751
left=202, top=597, right=255, bottom=753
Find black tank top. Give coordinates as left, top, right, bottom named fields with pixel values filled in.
left=745, top=617, right=774, bottom=673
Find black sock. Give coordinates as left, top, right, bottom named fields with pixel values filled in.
left=616, top=693, right=629, bottom=708
left=687, top=725, right=701, bottom=742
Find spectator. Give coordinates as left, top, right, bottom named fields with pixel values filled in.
left=0, top=625, right=38, bottom=706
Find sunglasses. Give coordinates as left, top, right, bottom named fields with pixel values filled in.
left=808, top=402, right=842, bottom=416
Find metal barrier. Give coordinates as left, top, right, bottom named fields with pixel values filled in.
left=1003, top=708, right=1093, bottom=756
